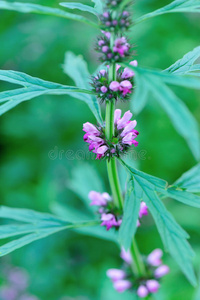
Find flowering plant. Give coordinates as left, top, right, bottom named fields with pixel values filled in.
left=0, top=0, right=200, bottom=299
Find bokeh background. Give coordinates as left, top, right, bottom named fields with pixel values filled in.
left=0, top=0, right=200, bottom=299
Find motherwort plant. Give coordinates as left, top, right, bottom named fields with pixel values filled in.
left=0, top=0, right=200, bottom=299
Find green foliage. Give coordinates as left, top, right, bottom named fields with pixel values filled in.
left=126, top=61, right=200, bottom=160
left=0, top=206, right=98, bottom=256
left=119, top=159, right=199, bottom=285
left=174, top=164, right=200, bottom=192
left=63, top=52, right=103, bottom=124
left=136, top=0, right=200, bottom=23
left=119, top=178, right=141, bottom=249
left=92, top=0, right=104, bottom=14
left=60, top=2, right=98, bottom=16
left=0, top=1, right=98, bottom=27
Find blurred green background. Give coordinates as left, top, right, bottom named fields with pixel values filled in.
left=0, top=0, right=200, bottom=299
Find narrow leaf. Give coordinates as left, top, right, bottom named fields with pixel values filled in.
left=0, top=1, right=98, bottom=28
left=63, top=52, right=103, bottom=124
left=165, top=46, right=200, bottom=75
left=136, top=0, right=200, bottom=23
left=175, top=164, right=200, bottom=192
left=119, top=178, right=141, bottom=249
left=60, top=2, right=98, bottom=15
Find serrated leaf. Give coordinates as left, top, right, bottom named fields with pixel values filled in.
left=0, top=206, right=99, bottom=256
left=119, top=159, right=197, bottom=285
left=175, top=164, right=200, bottom=192
left=136, top=0, right=200, bottom=23
left=165, top=46, right=200, bottom=75
left=63, top=52, right=103, bottom=124
left=123, top=63, right=200, bottom=160
left=0, top=1, right=98, bottom=28
left=60, top=2, right=98, bottom=15
left=119, top=178, right=141, bottom=249
left=135, top=177, right=196, bottom=286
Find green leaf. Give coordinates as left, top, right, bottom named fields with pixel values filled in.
left=0, top=70, right=102, bottom=122
left=130, top=73, right=149, bottom=115
left=136, top=0, right=200, bottom=23
left=0, top=1, right=98, bottom=28
left=174, top=164, right=200, bottom=192
left=119, top=178, right=141, bottom=249
left=0, top=206, right=99, bottom=256
left=161, top=187, right=200, bottom=208
left=68, top=163, right=105, bottom=213
left=91, top=0, right=103, bottom=14
left=119, top=159, right=197, bottom=285
left=165, top=46, right=200, bottom=75
left=60, top=2, right=98, bottom=15
left=63, top=52, right=103, bottom=124
left=123, top=64, right=200, bottom=160
left=51, top=202, right=117, bottom=242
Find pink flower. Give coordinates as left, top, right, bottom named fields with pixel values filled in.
left=122, top=133, right=137, bottom=146
left=88, top=191, right=109, bottom=206
left=137, top=285, right=149, bottom=298
left=109, top=81, right=120, bottom=91
left=113, top=37, right=130, bottom=57
left=154, top=265, right=170, bottom=278
left=102, top=46, right=109, bottom=53
left=101, top=30, right=111, bottom=39
left=146, top=280, right=160, bottom=293
left=121, top=67, right=135, bottom=79
left=120, top=80, right=133, bottom=96
left=101, top=213, right=121, bottom=230
left=117, top=110, right=132, bottom=129
left=101, top=86, right=108, bottom=93
left=83, top=122, right=100, bottom=136
left=106, top=269, right=126, bottom=282
left=121, top=120, right=137, bottom=137
left=100, top=69, right=106, bottom=76
left=139, top=202, right=148, bottom=218
left=114, top=109, right=122, bottom=124
left=113, top=280, right=132, bottom=293
left=147, top=249, right=163, bottom=267
left=130, top=60, right=138, bottom=67
left=98, top=40, right=105, bottom=46
left=120, top=248, right=132, bottom=265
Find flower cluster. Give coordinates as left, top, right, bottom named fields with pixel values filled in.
left=107, top=248, right=170, bottom=297
left=96, top=33, right=133, bottom=63
left=88, top=191, right=148, bottom=231
left=137, top=249, right=170, bottom=298
left=83, top=109, right=139, bottom=160
left=100, top=11, right=131, bottom=32
left=91, top=60, right=138, bottom=103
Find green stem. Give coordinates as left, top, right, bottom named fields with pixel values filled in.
left=105, top=34, right=146, bottom=279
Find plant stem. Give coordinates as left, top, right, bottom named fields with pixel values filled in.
left=105, top=39, right=146, bottom=279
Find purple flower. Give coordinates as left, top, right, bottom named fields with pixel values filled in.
left=154, top=265, right=170, bottom=278
left=117, top=110, right=133, bottom=130
left=121, top=67, right=135, bottom=79
left=101, top=86, right=108, bottom=93
left=88, top=191, right=110, bottom=206
left=137, top=285, right=149, bottom=298
left=113, top=37, right=130, bottom=57
left=102, top=46, right=109, bottom=53
left=147, top=249, right=163, bottom=266
left=113, top=280, right=132, bottom=293
left=101, top=30, right=111, bottom=39
left=120, top=248, right=132, bottom=265
left=106, top=269, right=126, bottom=282
left=103, top=12, right=110, bottom=18
left=109, top=81, right=120, bottom=91
left=99, top=69, right=106, bottom=76
left=98, top=40, right=105, bottom=46
left=83, top=122, right=100, bottom=136
left=114, top=109, right=122, bottom=124
left=139, top=202, right=148, bottom=218
left=130, top=60, right=138, bottom=67
left=101, top=213, right=121, bottom=230
left=146, top=280, right=160, bottom=293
